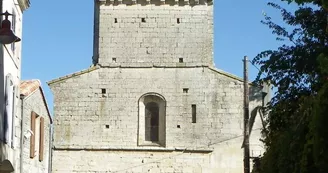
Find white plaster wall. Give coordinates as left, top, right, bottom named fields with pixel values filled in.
left=0, top=0, right=24, bottom=172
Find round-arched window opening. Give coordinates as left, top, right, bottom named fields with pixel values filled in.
left=138, top=93, right=166, bottom=147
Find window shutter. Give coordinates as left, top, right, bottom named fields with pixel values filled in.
left=39, top=117, right=44, bottom=161
left=4, top=74, right=13, bottom=144
left=30, top=111, right=36, bottom=158
left=11, top=85, right=17, bottom=148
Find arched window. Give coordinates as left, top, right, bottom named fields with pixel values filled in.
left=138, top=93, right=166, bottom=147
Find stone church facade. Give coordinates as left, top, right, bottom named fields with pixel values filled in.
left=48, top=0, right=267, bottom=172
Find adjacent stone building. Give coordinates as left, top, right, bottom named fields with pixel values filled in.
left=48, top=0, right=268, bottom=172
left=20, top=80, right=52, bottom=173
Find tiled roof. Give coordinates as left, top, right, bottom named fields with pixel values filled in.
left=20, top=80, right=41, bottom=96
left=20, top=80, right=53, bottom=124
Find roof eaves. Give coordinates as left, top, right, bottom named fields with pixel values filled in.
left=21, top=84, right=53, bottom=124
left=208, top=67, right=244, bottom=82
left=47, top=65, right=99, bottom=86
left=208, top=67, right=260, bottom=86
left=38, top=86, right=53, bottom=124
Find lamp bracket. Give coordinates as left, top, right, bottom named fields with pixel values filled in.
left=0, top=11, right=12, bottom=20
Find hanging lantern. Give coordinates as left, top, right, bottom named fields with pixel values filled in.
left=0, top=11, right=21, bottom=44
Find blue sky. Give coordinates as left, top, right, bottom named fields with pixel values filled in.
left=21, top=0, right=294, bottom=114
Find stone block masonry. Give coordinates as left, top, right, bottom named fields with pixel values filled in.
left=49, top=0, right=267, bottom=172
left=93, top=0, right=213, bottom=67
left=49, top=66, right=265, bottom=173
left=21, top=89, right=51, bottom=173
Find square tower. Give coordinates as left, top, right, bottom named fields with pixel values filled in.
left=93, top=0, right=213, bottom=67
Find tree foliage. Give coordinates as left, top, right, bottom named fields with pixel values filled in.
left=252, top=1, right=328, bottom=173
left=284, top=0, right=328, bottom=10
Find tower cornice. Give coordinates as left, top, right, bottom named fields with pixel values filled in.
left=97, top=0, right=213, bottom=6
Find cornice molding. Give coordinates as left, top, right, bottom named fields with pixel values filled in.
left=17, top=0, right=31, bottom=12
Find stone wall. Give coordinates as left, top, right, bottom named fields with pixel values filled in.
left=49, top=66, right=265, bottom=172
left=94, top=2, right=213, bottom=67
left=21, top=89, right=51, bottom=173
left=49, top=1, right=266, bottom=172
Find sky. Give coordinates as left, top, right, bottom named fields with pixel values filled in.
left=21, top=0, right=295, bottom=114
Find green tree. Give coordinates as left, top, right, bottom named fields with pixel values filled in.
left=252, top=1, right=328, bottom=173
left=285, top=0, right=328, bottom=10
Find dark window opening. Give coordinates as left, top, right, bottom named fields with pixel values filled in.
left=101, top=89, right=106, bottom=94
left=141, top=18, right=146, bottom=23
left=192, top=104, right=196, bottom=123
left=183, top=88, right=189, bottom=93
left=105, top=125, right=110, bottom=129
left=177, top=18, right=180, bottom=24
left=114, top=18, right=118, bottom=23
left=177, top=125, right=181, bottom=128
left=145, top=102, right=159, bottom=142
left=179, top=58, right=184, bottom=63
left=112, top=58, right=117, bottom=62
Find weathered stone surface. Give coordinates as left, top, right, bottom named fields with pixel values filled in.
left=49, top=67, right=265, bottom=172
left=21, top=89, right=52, bottom=173
left=93, top=2, right=213, bottom=67
left=49, top=1, right=266, bottom=172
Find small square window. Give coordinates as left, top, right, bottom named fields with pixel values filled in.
left=105, top=125, right=110, bottom=129
left=141, top=18, right=146, bottom=23
left=183, top=88, right=189, bottom=93
left=101, top=89, right=106, bottom=94
left=177, top=125, right=181, bottom=128
left=179, top=58, right=183, bottom=63
left=112, top=58, right=117, bottom=62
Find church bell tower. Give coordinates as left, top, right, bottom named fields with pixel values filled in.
left=93, top=0, right=213, bottom=67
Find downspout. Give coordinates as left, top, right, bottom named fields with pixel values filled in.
left=48, top=124, right=53, bottom=173
left=19, top=94, right=25, bottom=173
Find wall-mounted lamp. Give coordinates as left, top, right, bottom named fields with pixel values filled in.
left=23, top=129, right=34, bottom=142
left=0, top=11, right=20, bottom=44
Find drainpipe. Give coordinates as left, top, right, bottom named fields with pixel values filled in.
left=19, top=94, right=25, bottom=173
left=48, top=125, right=53, bottom=173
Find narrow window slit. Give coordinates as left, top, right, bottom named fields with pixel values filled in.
left=177, top=18, right=180, bottom=24
left=114, top=18, right=118, bottom=23
left=192, top=104, right=196, bottom=123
